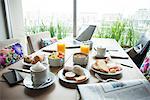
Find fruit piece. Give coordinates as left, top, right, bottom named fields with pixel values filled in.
left=109, top=68, right=116, bottom=73
left=59, top=55, right=64, bottom=58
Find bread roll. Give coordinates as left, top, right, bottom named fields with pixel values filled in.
left=92, top=64, right=100, bottom=71
left=75, top=75, right=86, bottom=82
left=24, top=56, right=32, bottom=63
left=64, top=66, right=73, bottom=72
left=73, top=65, right=84, bottom=75
left=31, top=60, right=38, bottom=64
left=94, top=60, right=109, bottom=73
left=65, top=72, right=76, bottom=80
left=34, top=55, right=44, bottom=62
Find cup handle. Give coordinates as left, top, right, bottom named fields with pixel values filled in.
left=31, top=72, right=35, bottom=82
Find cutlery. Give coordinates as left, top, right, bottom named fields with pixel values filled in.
left=8, top=68, right=31, bottom=73
left=95, top=73, right=118, bottom=83
left=110, top=56, right=128, bottom=59
left=120, top=63, right=133, bottom=68
left=42, top=50, right=57, bottom=53
left=35, top=78, right=52, bottom=88
left=65, top=46, right=80, bottom=49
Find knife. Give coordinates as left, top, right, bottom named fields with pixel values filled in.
left=111, top=56, right=129, bottom=59
left=120, top=63, right=133, bottom=68
left=42, top=50, right=57, bottom=53
left=9, top=68, right=31, bottom=73
left=66, top=46, right=80, bottom=49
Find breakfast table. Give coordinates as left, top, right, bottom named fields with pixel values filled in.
left=0, top=38, right=146, bottom=100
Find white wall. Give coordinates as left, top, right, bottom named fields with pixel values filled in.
left=6, top=0, right=27, bottom=54
left=0, top=0, right=7, bottom=40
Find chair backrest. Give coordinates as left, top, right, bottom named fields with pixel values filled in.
left=76, top=25, right=96, bottom=41
left=127, top=32, right=150, bottom=67
left=136, top=32, right=150, bottom=49
left=27, top=32, right=50, bottom=53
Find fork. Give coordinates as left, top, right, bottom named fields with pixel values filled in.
left=95, top=73, right=118, bottom=83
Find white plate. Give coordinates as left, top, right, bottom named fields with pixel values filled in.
left=22, top=60, right=33, bottom=66
left=23, top=72, right=55, bottom=89
left=58, top=68, right=90, bottom=84
left=91, top=64, right=122, bottom=76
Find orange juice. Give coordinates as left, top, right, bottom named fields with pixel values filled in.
left=80, top=44, right=90, bottom=54
left=57, top=43, right=65, bottom=53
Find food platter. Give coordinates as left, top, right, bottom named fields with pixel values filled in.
left=91, top=66, right=122, bottom=76
left=58, top=68, right=90, bottom=84
left=91, top=60, right=123, bottom=76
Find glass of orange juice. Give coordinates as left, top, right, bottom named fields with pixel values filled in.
left=80, top=44, right=90, bottom=54
left=57, top=43, right=65, bottom=53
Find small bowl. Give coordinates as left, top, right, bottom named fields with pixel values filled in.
left=73, top=52, right=88, bottom=66
left=49, top=58, right=64, bottom=67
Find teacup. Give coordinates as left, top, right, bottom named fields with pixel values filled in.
left=95, top=46, right=106, bottom=57
left=30, top=62, right=48, bottom=86
left=73, top=53, right=88, bottom=66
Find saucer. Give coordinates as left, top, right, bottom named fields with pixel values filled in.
left=23, top=72, right=55, bottom=89
left=94, top=55, right=107, bottom=59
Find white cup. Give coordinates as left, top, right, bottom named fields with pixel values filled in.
left=30, top=62, right=48, bottom=86
left=96, top=47, right=106, bottom=57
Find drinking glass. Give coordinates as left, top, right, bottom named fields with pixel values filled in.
left=57, top=43, right=65, bottom=53
left=80, top=44, right=90, bottom=54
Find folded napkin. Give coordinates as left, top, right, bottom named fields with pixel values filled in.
left=77, top=79, right=150, bottom=100
left=109, top=51, right=128, bottom=59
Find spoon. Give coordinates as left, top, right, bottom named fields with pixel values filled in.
left=34, top=78, right=52, bottom=89
left=95, top=73, right=118, bottom=83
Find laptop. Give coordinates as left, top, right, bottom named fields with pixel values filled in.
left=65, top=25, right=96, bottom=48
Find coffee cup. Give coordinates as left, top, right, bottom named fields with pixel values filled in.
left=73, top=52, right=88, bottom=66
left=30, top=62, right=48, bottom=86
left=95, top=46, right=106, bottom=57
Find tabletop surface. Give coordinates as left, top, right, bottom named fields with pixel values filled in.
left=0, top=38, right=146, bottom=100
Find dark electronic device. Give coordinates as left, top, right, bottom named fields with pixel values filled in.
left=2, top=70, right=24, bottom=86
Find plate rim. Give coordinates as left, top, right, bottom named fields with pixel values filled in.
left=58, top=68, right=90, bottom=84
left=22, top=60, right=33, bottom=66
left=23, top=72, right=55, bottom=89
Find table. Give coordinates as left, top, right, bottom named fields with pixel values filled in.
left=0, top=38, right=146, bottom=100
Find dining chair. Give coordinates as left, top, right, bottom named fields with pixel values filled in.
left=127, top=32, right=150, bottom=67
left=27, top=31, right=51, bottom=54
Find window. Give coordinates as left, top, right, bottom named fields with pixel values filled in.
left=22, top=0, right=150, bottom=47
left=22, top=0, right=73, bottom=39
left=77, top=0, right=150, bottom=47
